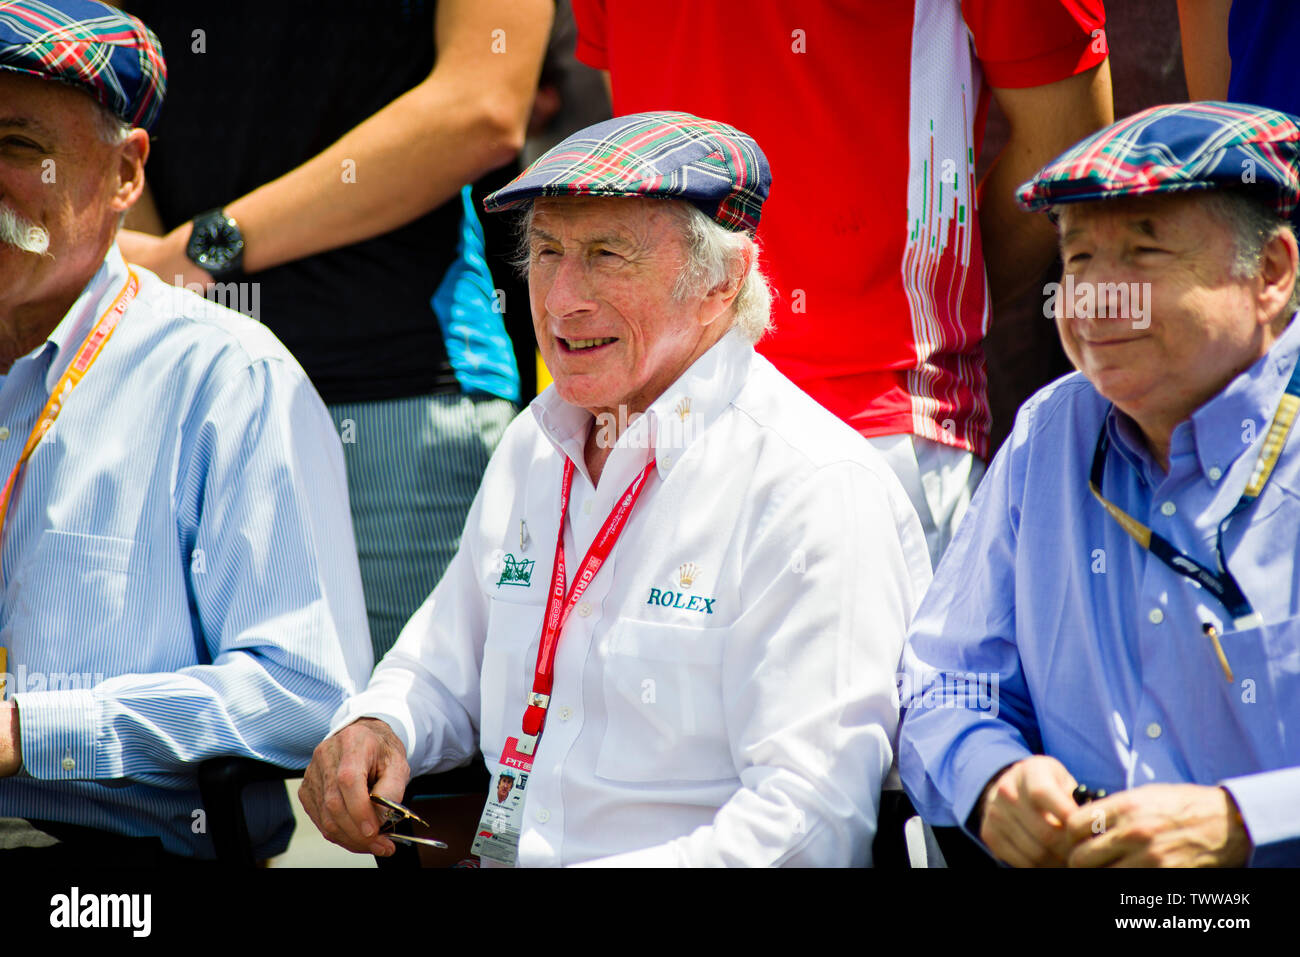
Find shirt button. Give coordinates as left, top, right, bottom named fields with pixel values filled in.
left=582, top=500, right=593, bottom=515
left=535, top=808, right=550, bottom=823
left=1148, top=608, right=1164, bottom=624
left=1160, top=501, right=1176, bottom=517
left=61, top=756, right=75, bottom=771
left=661, top=454, right=674, bottom=469
left=578, top=602, right=592, bottom=618
left=557, top=706, right=572, bottom=721
left=1208, top=466, right=1223, bottom=482
left=0, top=427, right=9, bottom=441
left=1146, top=722, right=1162, bottom=739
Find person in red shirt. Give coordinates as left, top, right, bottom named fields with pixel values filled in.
left=572, top=0, right=1113, bottom=563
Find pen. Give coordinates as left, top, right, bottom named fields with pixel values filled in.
left=1202, top=622, right=1234, bottom=683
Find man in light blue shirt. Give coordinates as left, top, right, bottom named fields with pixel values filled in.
left=0, top=1, right=371, bottom=860
left=900, top=102, right=1300, bottom=867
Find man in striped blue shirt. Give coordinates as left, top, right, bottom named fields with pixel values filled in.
left=0, top=1, right=372, bottom=861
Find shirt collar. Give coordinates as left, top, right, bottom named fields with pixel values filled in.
left=530, top=327, right=755, bottom=482
left=1105, top=311, right=1300, bottom=484
left=1189, top=311, right=1300, bottom=482
left=41, top=244, right=131, bottom=395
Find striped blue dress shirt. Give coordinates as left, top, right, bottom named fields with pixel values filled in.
left=0, top=246, right=373, bottom=858
left=900, top=314, right=1300, bottom=866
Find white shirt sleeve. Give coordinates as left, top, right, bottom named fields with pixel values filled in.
left=329, top=483, right=490, bottom=774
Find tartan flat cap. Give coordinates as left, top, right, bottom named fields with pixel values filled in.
left=483, top=111, right=771, bottom=232
left=0, top=0, right=166, bottom=130
left=1017, top=101, right=1300, bottom=221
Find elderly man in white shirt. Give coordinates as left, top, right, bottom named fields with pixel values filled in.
left=300, top=112, right=932, bottom=866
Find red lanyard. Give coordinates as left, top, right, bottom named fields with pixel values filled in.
left=0, top=270, right=138, bottom=570
left=518, top=454, right=657, bottom=743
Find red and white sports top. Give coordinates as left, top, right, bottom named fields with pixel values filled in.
left=572, top=0, right=1107, bottom=458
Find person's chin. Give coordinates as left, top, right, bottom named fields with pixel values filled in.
left=1084, top=363, right=1160, bottom=407
left=552, top=375, right=612, bottom=409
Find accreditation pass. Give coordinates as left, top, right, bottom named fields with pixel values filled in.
left=471, top=734, right=535, bottom=865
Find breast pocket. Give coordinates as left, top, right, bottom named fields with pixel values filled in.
left=479, top=596, right=544, bottom=756
left=1228, top=615, right=1300, bottom=761
left=1186, top=613, right=1300, bottom=774
left=596, top=617, right=734, bottom=784
left=9, top=531, right=141, bottom=664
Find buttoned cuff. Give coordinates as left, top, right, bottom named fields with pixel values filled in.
left=1220, top=767, right=1300, bottom=867
left=952, top=738, right=1036, bottom=839
left=12, top=689, right=101, bottom=780
left=328, top=695, right=413, bottom=759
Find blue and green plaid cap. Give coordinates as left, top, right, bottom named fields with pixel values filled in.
left=483, top=111, right=771, bottom=232
left=0, top=0, right=166, bottom=131
left=1017, top=102, right=1300, bottom=222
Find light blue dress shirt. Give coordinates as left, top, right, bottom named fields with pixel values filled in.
left=899, top=315, right=1300, bottom=866
left=0, top=247, right=373, bottom=858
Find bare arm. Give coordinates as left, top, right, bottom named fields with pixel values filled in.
left=1177, top=0, right=1232, bottom=101
left=978, top=61, right=1114, bottom=310
left=123, top=180, right=163, bottom=235
left=118, top=0, right=553, bottom=280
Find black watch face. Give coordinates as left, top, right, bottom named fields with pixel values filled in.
left=190, top=216, right=243, bottom=273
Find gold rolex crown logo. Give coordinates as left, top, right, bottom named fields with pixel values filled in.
left=677, top=562, right=700, bottom=588
left=675, top=397, right=692, bottom=421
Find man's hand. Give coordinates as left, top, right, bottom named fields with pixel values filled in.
left=1064, top=784, right=1252, bottom=867
left=299, top=718, right=410, bottom=857
left=116, top=226, right=214, bottom=290
left=976, top=755, right=1079, bottom=866
left=0, top=701, right=21, bottom=777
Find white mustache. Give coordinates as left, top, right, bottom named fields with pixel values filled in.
left=0, top=203, right=51, bottom=256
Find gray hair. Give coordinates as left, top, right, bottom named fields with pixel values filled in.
left=1199, top=190, right=1300, bottom=320
left=667, top=202, right=772, bottom=343
left=89, top=104, right=133, bottom=230
left=91, top=103, right=131, bottom=146
left=514, top=199, right=774, bottom=343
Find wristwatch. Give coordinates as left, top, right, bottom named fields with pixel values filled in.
left=185, top=208, right=245, bottom=279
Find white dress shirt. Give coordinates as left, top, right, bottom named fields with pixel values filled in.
left=333, top=328, right=932, bottom=866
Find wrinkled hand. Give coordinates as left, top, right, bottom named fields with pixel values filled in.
left=299, top=718, right=410, bottom=857
left=1064, top=784, right=1252, bottom=867
left=0, top=701, right=20, bottom=778
left=116, top=226, right=212, bottom=289
left=977, top=755, right=1080, bottom=867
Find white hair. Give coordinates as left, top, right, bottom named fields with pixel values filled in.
left=1199, top=191, right=1300, bottom=319
left=667, top=202, right=773, bottom=343
left=515, top=198, right=774, bottom=343
left=0, top=202, right=51, bottom=255
left=89, top=103, right=134, bottom=230
left=91, top=102, right=131, bottom=146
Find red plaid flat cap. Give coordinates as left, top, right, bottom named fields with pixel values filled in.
left=1017, top=101, right=1300, bottom=222
left=483, top=111, right=771, bottom=233
left=0, top=0, right=166, bottom=130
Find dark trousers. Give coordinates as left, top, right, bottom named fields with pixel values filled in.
left=0, top=818, right=216, bottom=868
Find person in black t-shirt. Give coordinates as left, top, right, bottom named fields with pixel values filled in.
left=116, top=0, right=554, bottom=661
